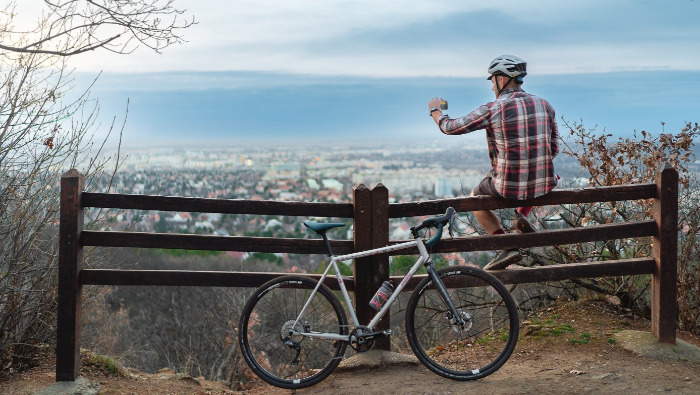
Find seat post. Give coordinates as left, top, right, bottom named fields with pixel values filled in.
left=320, top=232, right=334, bottom=257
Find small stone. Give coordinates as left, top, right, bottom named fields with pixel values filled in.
left=593, top=373, right=615, bottom=380
left=526, top=325, right=542, bottom=335
left=34, top=376, right=100, bottom=395
left=606, top=295, right=621, bottom=306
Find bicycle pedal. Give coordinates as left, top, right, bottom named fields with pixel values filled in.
left=372, top=329, right=391, bottom=339
left=363, top=330, right=391, bottom=340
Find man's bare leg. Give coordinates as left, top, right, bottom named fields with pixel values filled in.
left=470, top=191, right=504, bottom=234
left=470, top=191, right=522, bottom=270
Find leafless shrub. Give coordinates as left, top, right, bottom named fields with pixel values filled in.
left=532, top=120, right=700, bottom=334
left=0, top=1, right=192, bottom=378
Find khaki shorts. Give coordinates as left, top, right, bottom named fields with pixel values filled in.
left=472, top=177, right=502, bottom=198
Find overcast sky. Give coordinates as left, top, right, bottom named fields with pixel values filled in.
left=15, top=0, right=700, bottom=147
left=67, top=0, right=700, bottom=77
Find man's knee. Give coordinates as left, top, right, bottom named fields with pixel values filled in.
left=472, top=176, right=501, bottom=198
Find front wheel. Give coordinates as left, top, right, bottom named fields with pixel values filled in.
left=239, top=276, right=348, bottom=389
left=405, top=266, right=519, bottom=380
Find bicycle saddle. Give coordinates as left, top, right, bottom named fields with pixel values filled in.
left=303, top=221, right=346, bottom=234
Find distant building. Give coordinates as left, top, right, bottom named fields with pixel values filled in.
left=268, top=162, right=300, bottom=179
left=322, top=179, right=343, bottom=191
left=264, top=219, right=283, bottom=231
left=434, top=178, right=453, bottom=197
left=168, top=212, right=192, bottom=223
left=133, top=183, right=145, bottom=194
left=307, top=178, right=320, bottom=189
left=271, top=162, right=300, bottom=172
left=195, top=220, right=214, bottom=230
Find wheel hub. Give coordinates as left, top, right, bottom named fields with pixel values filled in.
left=449, top=309, right=473, bottom=333
left=280, top=319, right=304, bottom=343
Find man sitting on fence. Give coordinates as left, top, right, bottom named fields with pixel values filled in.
left=428, top=54, right=559, bottom=270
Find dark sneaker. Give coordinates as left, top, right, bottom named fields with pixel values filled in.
left=484, top=249, right=522, bottom=270
left=515, top=211, right=536, bottom=233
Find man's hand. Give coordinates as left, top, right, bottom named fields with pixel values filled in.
left=428, top=97, right=444, bottom=112
left=428, top=97, right=444, bottom=124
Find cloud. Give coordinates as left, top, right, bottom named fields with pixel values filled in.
left=13, top=0, right=695, bottom=78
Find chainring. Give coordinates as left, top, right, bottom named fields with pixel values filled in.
left=349, top=326, right=374, bottom=352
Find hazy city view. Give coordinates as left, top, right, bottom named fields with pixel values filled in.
left=89, top=139, right=700, bottom=268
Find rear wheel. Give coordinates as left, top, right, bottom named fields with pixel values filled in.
left=239, top=276, right=348, bottom=389
left=405, top=266, right=519, bottom=380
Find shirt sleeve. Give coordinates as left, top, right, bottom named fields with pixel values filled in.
left=549, top=105, right=559, bottom=158
left=437, top=103, right=493, bottom=135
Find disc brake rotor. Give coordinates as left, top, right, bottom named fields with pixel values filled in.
left=450, top=309, right=473, bottom=333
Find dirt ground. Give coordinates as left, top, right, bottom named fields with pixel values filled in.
left=2, top=300, right=699, bottom=395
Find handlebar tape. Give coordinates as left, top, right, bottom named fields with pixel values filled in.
left=411, top=207, right=456, bottom=239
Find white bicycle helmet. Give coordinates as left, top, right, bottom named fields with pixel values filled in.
left=487, top=55, right=527, bottom=82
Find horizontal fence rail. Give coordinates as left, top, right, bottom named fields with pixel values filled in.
left=82, top=192, right=355, bottom=217
left=82, top=183, right=656, bottom=217
left=388, top=183, right=657, bottom=217
left=79, top=258, right=655, bottom=290
left=57, top=164, right=679, bottom=382
left=81, top=231, right=355, bottom=254
left=391, top=258, right=657, bottom=289
left=80, top=269, right=354, bottom=290
left=80, top=220, right=656, bottom=254
left=424, top=221, right=658, bottom=253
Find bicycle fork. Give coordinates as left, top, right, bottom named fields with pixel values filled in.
left=425, top=261, right=467, bottom=328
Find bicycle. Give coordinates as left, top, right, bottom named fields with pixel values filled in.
left=238, top=207, right=519, bottom=389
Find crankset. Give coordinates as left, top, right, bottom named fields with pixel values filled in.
left=349, top=326, right=392, bottom=352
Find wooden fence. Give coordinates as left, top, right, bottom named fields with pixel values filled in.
left=56, top=163, right=679, bottom=381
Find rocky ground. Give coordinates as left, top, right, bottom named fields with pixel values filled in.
left=2, top=300, right=699, bottom=394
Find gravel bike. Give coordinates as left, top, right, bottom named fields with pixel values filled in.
left=238, top=207, right=519, bottom=389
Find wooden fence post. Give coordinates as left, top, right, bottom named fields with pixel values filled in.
left=353, top=184, right=373, bottom=327
left=370, top=184, right=390, bottom=350
left=57, top=169, right=84, bottom=381
left=352, top=183, right=391, bottom=350
left=651, top=163, right=678, bottom=344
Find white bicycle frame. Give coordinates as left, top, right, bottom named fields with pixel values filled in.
left=292, top=236, right=432, bottom=342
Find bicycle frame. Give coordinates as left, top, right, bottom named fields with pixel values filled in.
left=292, top=236, right=432, bottom=341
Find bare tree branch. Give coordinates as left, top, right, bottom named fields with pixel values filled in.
left=1, top=0, right=194, bottom=57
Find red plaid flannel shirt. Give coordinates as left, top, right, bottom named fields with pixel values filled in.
left=437, top=87, right=559, bottom=200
